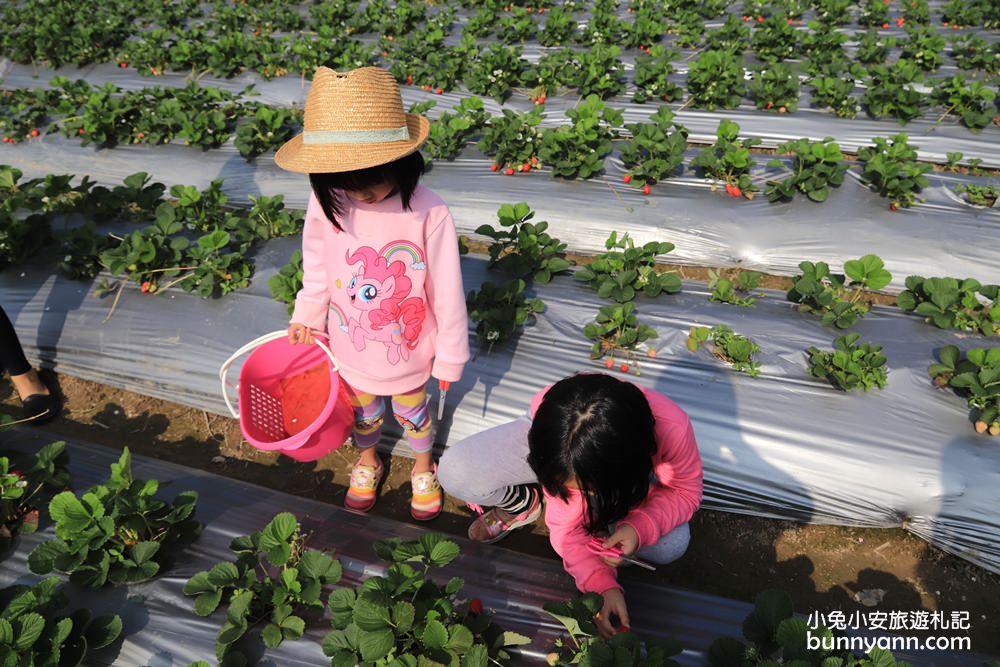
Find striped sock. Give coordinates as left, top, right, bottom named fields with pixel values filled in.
left=495, top=484, right=537, bottom=515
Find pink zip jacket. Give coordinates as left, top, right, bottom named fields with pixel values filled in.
left=530, top=383, right=703, bottom=593
left=290, top=185, right=470, bottom=396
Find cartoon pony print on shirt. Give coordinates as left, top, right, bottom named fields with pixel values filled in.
left=344, top=242, right=427, bottom=365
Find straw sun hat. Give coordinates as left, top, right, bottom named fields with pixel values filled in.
left=274, top=66, right=430, bottom=173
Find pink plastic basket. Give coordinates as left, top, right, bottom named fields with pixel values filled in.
left=220, top=331, right=353, bottom=462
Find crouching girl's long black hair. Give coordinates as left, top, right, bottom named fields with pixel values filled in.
left=527, top=373, right=656, bottom=533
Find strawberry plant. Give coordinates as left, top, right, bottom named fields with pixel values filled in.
left=686, top=50, right=746, bottom=110
left=464, top=44, right=531, bottom=103
left=709, top=589, right=903, bottom=666
left=855, top=28, right=895, bottom=64
left=929, top=346, right=1000, bottom=434
left=534, top=48, right=583, bottom=97
left=234, top=105, right=301, bottom=160
left=184, top=229, right=255, bottom=298
left=896, top=276, right=1000, bottom=335
left=583, top=302, right=659, bottom=368
left=467, top=279, right=545, bottom=350
left=243, top=195, right=305, bottom=241
left=28, top=448, right=200, bottom=588
left=573, top=45, right=626, bottom=99
left=954, top=183, right=999, bottom=208
left=464, top=4, right=503, bottom=38
left=539, top=5, right=579, bottom=46
left=705, top=14, right=752, bottom=54
left=184, top=512, right=341, bottom=665
left=751, top=15, right=799, bottom=61
left=425, top=97, right=490, bottom=162
left=269, top=251, right=304, bottom=316
left=862, top=61, right=925, bottom=123
left=688, top=325, right=761, bottom=377
left=814, top=0, right=854, bottom=23
left=539, top=95, right=622, bottom=180
left=620, top=107, right=689, bottom=188
left=748, top=63, right=800, bottom=113
left=949, top=34, right=998, bottom=73
left=708, top=269, right=763, bottom=307
left=633, top=45, right=683, bottom=103
left=941, top=0, right=986, bottom=27
left=857, top=134, right=932, bottom=209
left=931, top=75, right=998, bottom=131
left=476, top=202, right=571, bottom=283
left=807, top=69, right=862, bottom=118
left=800, top=21, right=849, bottom=69
left=902, top=0, right=931, bottom=24
left=691, top=120, right=760, bottom=200
left=574, top=232, right=681, bottom=302
left=1, top=442, right=69, bottom=546
left=478, top=107, right=544, bottom=172
left=57, top=222, right=112, bottom=281
left=82, top=171, right=167, bottom=223
left=807, top=333, right=888, bottom=392
left=0, top=577, right=123, bottom=666
left=900, top=24, right=946, bottom=70
left=858, top=0, right=890, bottom=27
left=497, top=7, right=539, bottom=43
left=624, top=5, right=669, bottom=49
left=764, top=138, right=850, bottom=203
left=543, top=593, right=682, bottom=666
left=786, top=255, right=892, bottom=329
left=669, top=11, right=706, bottom=49
left=324, top=534, right=530, bottom=667
left=580, top=0, right=628, bottom=45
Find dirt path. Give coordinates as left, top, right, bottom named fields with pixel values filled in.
left=2, top=372, right=997, bottom=657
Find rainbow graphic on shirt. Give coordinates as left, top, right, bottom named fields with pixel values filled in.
left=328, top=302, right=350, bottom=332
left=380, top=240, right=426, bottom=271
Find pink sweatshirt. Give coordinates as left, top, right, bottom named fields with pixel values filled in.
left=530, top=383, right=703, bottom=594
left=291, top=185, right=470, bottom=396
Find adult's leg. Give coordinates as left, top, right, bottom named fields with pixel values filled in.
left=437, top=415, right=538, bottom=510
left=635, top=522, right=691, bottom=565
left=0, top=305, right=32, bottom=378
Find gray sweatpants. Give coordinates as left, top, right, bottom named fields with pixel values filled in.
left=438, top=416, right=691, bottom=565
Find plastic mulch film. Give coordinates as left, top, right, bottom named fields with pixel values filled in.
left=3, top=43, right=1000, bottom=167
left=3, top=246, right=1000, bottom=574
left=2, top=138, right=999, bottom=289
left=0, top=432, right=991, bottom=667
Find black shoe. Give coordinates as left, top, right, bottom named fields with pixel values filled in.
left=22, top=393, right=58, bottom=425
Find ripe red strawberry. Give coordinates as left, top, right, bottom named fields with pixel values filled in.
left=619, top=363, right=629, bottom=372
left=889, top=202, right=898, bottom=211
left=531, top=156, right=539, bottom=165
left=527, top=6, right=533, bottom=11
left=119, top=62, right=128, bottom=68
left=435, top=87, right=443, bottom=94
left=732, top=186, right=742, bottom=197
left=623, top=174, right=632, bottom=184
left=1, top=137, right=8, bottom=143
left=538, top=7, right=544, bottom=12
left=538, top=95, right=546, bottom=104
left=505, top=167, right=515, bottom=175
left=647, top=349, right=657, bottom=358
left=742, top=15, right=748, bottom=20
left=882, top=22, right=889, bottom=28
left=942, top=21, right=948, bottom=26
left=469, top=598, right=483, bottom=614
left=605, top=358, right=614, bottom=368
left=140, top=282, right=151, bottom=293
left=757, top=15, right=763, bottom=21
left=766, top=101, right=774, bottom=109
left=30, top=129, right=39, bottom=137
left=135, top=132, right=144, bottom=139
left=406, top=75, right=413, bottom=85
left=424, top=85, right=431, bottom=91
left=78, top=128, right=85, bottom=135
left=642, top=185, right=651, bottom=195
left=491, top=164, right=499, bottom=172
left=787, top=18, right=792, bottom=24
left=523, top=162, right=531, bottom=171
left=896, top=17, right=904, bottom=26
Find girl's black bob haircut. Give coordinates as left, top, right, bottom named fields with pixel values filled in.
left=309, top=151, right=425, bottom=230
left=527, top=373, right=656, bottom=533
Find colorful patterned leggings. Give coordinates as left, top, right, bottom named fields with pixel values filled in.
left=343, top=384, right=433, bottom=454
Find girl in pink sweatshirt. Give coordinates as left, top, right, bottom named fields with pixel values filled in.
left=438, top=373, right=702, bottom=637
left=275, top=66, right=469, bottom=521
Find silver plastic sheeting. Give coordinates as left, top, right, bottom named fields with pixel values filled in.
left=3, top=244, right=1000, bottom=573
left=2, top=137, right=999, bottom=288
left=3, top=54, right=998, bottom=167
left=0, top=433, right=989, bottom=667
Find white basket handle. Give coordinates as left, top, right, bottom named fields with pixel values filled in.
left=219, top=330, right=338, bottom=419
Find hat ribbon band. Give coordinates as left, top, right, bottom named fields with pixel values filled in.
left=302, top=126, right=410, bottom=145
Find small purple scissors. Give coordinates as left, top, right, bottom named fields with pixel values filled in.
left=587, top=537, right=656, bottom=571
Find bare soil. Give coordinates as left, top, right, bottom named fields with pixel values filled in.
left=2, top=372, right=997, bottom=657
